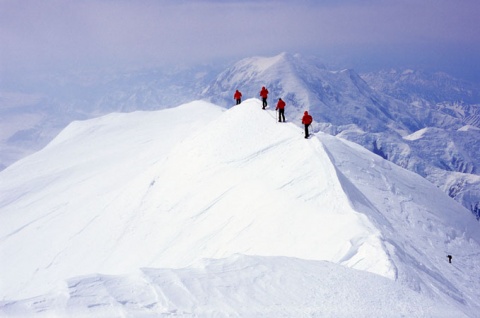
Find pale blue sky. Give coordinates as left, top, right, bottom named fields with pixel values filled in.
left=1, top=0, right=480, bottom=81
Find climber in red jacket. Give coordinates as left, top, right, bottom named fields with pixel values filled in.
left=276, top=98, right=286, bottom=122
left=302, top=111, right=313, bottom=138
left=259, top=86, right=269, bottom=109
left=234, top=90, right=242, bottom=105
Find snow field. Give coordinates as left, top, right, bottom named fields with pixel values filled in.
left=1, top=99, right=479, bottom=316
left=0, top=255, right=468, bottom=317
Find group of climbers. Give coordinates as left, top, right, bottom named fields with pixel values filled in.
left=233, top=87, right=313, bottom=138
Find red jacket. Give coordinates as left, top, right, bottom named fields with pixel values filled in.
left=260, top=87, right=269, bottom=98
left=276, top=99, right=286, bottom=110
left=302, top=111, right=313, bottom=125
left=234, top=90, right=242, bottom=99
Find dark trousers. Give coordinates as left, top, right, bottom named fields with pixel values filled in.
left=236, top=99, right=241, bottom=105
left=262, top=98, right=267, bottom=108
left=278, top=109, right=285, bottom=122
left=304, top=124, right=310, bottom=138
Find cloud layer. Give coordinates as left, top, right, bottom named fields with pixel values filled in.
left=1, top=0, right=479, bottom=80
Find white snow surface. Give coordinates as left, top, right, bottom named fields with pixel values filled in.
left=403, top=128, right=430, bottom=141
left=458, top=125, right=480, bottom=132
left=1, top=99, right=479, bottom=317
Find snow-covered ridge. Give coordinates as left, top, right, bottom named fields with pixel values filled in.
left=0, top=65, right=219, bottom=171
left=3, top=53, right=479, bottom=219
left=1, top=99, right=479, bottom=316
left=202, top=53, right=480, bottom=218
left=0, top=99, right=390, bottom=296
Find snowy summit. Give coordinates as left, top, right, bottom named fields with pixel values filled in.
left=1, top=99, right=479, bottom=317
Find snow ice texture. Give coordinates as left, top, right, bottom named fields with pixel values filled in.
left=1, top=99, right=479, bottom=317
left=2, top=53, right=480, bottom=219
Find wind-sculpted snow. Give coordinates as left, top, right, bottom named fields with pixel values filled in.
left=3, top=53, right=479, bottom=217
left=0, top=255, right=468, bottom=318
left=320, top=133, right=480, bottom=308
left=1, top=99, right=480, bottom=316
left=202, top=53, right=480, bottom=217
left=340, top=125, right=480, bottom=218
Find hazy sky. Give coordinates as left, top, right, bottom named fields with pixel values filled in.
left=1, top=0, right=480, bottom=81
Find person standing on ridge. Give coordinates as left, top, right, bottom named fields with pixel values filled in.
left=276, top=98, right=286, bottom=122
left=260, top=86, right=269, bottom=109
left=234, top=89, right=242, bottom=105
left=302, top=111, right=313, bottom=138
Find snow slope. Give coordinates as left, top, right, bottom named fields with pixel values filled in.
left=3, top=53, right=479, bottom=219
left=1, top=99, right=479, bottom=316
left=1, top=255, right=467, bottom=318
left=0, top=65, right=218, bottom=170
left=202, top=53, right=480, bottom=218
